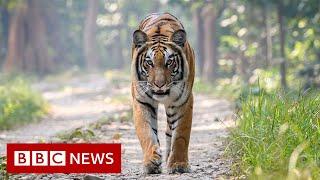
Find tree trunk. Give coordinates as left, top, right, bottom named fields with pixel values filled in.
left=84, top=0, right=99, bottom=71
left=45, top=1, right=64, bottom=65
left=4, top=0, right=52, bottom=74
left=26, top=0, right=52, bottom=74
left=0, top=4, right=9, bottom=60
left=202, top=5, right=218, bottom=82
left=193, top=6, right=205, bottom=75
left=114, top=32, right=124, bottom=69
left=3, top=3, right=26, bottom=72
left=277, top=2, right=287, bottom=89
left=239, top=51, right=250, bottom=83
left=122, top=11, right=130, bottom=69
left=262, top=4, right=272, bottom=67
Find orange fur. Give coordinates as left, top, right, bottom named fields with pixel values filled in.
left=131, top=13, right=195, bottom=174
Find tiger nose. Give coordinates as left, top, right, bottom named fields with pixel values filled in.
left=154, top=80, right=165, bottom=88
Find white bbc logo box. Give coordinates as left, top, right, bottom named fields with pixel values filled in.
left=14, top=151, right=66, bottom=166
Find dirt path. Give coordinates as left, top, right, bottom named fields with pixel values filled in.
left=0, top=74, right=129, bottom=153
left=102, top=96, right=235, bottom=179
left=1, top=73, right=235, bottom=179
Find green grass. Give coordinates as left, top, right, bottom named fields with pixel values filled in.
left=0, top=76, right=48, bottom=130
left=227, top=89, right=320, bottom=179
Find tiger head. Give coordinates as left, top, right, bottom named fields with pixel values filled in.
left=132, top=29, right=189, bottom=102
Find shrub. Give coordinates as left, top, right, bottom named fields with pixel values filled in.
left=0, top=76, right=48, bottom=130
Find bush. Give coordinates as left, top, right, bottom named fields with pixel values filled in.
left=228, top=89, right=320, bottom=179
left=0, top=76, right=48, bottom=130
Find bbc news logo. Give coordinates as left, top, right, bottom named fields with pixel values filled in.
left=14, top=151, right=66, bottom=166
left=14, top=151, right=114, bottom=166
left=7, top=143, right=121, bottom=173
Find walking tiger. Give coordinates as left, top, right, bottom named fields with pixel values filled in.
left=131, top=12, right=195, bottom=174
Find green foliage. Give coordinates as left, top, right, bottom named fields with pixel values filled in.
left=0, top=155, right=7, bottom=179
left=0, top=76, right=48, bottom=130
left=57, top=128, right=96, bottom=142
left=228, top=89, right=320, bottom=179
left=193, top=67, right=287, bottom=100
left=221, top=35, right=242, bottom=49
left=298, top=61, right=320, bottom=89
left=0, top=0, right=19, bottom=10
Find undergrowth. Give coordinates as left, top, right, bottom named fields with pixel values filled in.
left=0, top=76, right=48, bottom=130
left=0, top=155, right=7, bottom=179
left=227, top=89, right=320, bottom=179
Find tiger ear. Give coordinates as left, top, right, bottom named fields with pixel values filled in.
left=171, top=29, right=186, bottom=47
left=133, top=30, right=147, bottom=47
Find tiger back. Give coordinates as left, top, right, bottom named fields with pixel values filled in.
left=131, top=12, right=195, bottom=174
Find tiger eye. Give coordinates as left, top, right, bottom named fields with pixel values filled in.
left=145, top=60, right=153, bottom=66
left=167, top=59, right=174, bottom=66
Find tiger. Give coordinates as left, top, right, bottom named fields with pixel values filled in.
left=131, top=13, right=195, bottom=174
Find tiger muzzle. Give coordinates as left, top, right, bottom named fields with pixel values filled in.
left=152, top=89, right=170, bottom=96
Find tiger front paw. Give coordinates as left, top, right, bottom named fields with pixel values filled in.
left=143, top=145, right=162, bottom=174
left=143, top=161, right=162, bottom=174
left=167, top=162, right=191, bottom=174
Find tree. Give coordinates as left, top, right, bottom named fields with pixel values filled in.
left=83, top=0, right=99, bottom=70
left=192, top=5, right=205, bottom=75
left=277, top=1, right=287, bottom=89
left=0, top=1, right=9, bottom=61
left=201, top=1, right=225, bottom=82
left=3, top=2, right=25, bottom=72
left=3, top=0, right=52, bottom=74
left=262, top=3, right=272, bottom=67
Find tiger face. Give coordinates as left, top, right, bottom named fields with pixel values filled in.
left=133, top=29, right=188, bottom=102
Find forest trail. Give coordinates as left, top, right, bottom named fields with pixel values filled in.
left=0, top=74, right=129, bottom=153
left=0, top=73, right=235, bottom=179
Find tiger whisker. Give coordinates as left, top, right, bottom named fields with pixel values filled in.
left=138, top=83, right=150, bottom=94
left=138, top=81, right=152, bottom=86
left=137, top=87, right=147, bottom=95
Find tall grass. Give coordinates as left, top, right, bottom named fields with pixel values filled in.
left=228, top=89, right=320, bottom=179
left=0, top=76, right=48, bottom=130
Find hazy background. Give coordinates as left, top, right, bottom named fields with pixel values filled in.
left=0, top=0, right=320, bottom=178
left=0, top=0, right=319, bottom=90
